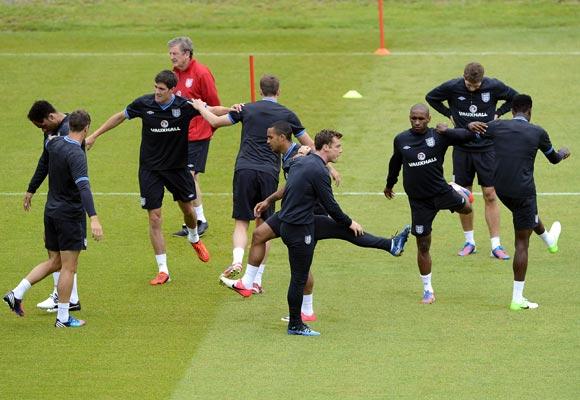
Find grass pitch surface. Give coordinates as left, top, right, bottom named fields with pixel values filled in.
left=0, top=1, right=579, bottom=399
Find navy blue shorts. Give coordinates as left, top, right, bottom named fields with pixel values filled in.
left=408, top=188, right=466, bottom=237
left=232, top=169, right=278, bottom=220
left=44, top=214, right=86, bottom=251
left=139, top=167, right=197, bottom=210
left=187, top=140, right=210, bottom=173
left=452, top=148, right=495, bottom=188
left=264, top=212, right=282, bottom=237
left=497, top=194, right=538, bottom=230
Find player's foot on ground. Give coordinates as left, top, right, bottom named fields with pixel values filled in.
left=420, top=290, right=435, bottom=304
left=221, top=263, right=242, bottom=279
left=548, top=221, right=561, bottom=254
left=509, top=298, right=539, bottom=311
left=55, top=315, right=86, bottom=328
left=389, top=224, right=411, bottom=256
left=172, top=224, right=188, bottom=237
left=47, top=302, right=81, bottom=313
left=219, top=276, right=252, bottom=297
left=287, top=323, right=320, bottom=337
left=457, top=242, right=476, bottom=256
left=3, top=291, right=24, bottom=317
left=191, top=240, right=210, bottom=262
left=149, top=272, right=170, bottom=285
left=281, top=312, right=317, bottom=323
left=252, top=283, right=263, bottom=294
left=37, top=292, right=58, bottom=309
left=197, top=220, right=209, bottom=237
left=491, top=246, right=510, bottom=260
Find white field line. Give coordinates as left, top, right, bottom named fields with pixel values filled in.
left=1, top=192, right=579, bottom=197
left=0, top=51, right=579, bottom=57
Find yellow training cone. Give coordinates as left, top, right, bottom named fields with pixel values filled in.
left=342, top=90, right=363, bottom=99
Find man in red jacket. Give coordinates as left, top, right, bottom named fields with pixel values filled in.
left=168, top=36, right=220, bottom=237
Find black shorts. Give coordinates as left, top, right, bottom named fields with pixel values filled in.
left=139, top=167, right=197, bottom=210
left=187, top=140, right=210, bottom=173
left=44, top=214, right=86, bottom=251
left=264, top=212, right=282, bottom=237
left=408, top=188, right=466, bottom=237
left=452, top=148, right=495, bottom=187
left=232, top=169, right=278, bottom=220
left=497, top=194, right=538, bottom=230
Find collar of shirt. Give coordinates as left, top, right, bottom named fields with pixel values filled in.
left=64, top=136, right=81, bottom=146
left=157, top=94, right=176, bottom=110
left=262, top=97, right=278, bottom=103
left=513, top=115, right=529, bottom=122
left=282, top=142, right=298, bottom=163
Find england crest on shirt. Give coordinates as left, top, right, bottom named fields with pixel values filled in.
left=425, top=137, right=435, bottom=148
left=304, top=235, right=312, bottom=245
left=415, top=225, right=424, bottom=235
left=172, top=108, right=181, bottom=118
left=185, top=78, right=193, bottom=88
left=481, top=92, right=490, bottom=103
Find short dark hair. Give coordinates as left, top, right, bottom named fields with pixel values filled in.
left=155, top=70, right=178, bottom=89
left=314, top=129, right=343, bottom=151
left=270, top=121, right=293, bottom=141
left=68, top=110, right=91, bottom=132
left=28, top=100, right=57, bottom=123
left=260, top=74, right=280, bottom=97
left=511, top=94, right=533, bottom=114
left=463, top=62, right=484, bottom=83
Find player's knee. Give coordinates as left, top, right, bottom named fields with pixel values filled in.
left=482, top=187, right=497, bottom=203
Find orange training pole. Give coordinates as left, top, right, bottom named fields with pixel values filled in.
left=374, top=0, right=390, bottom=55
left=249, top=55, right=256, bottom=102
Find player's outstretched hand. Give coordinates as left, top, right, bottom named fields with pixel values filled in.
left=254, top=200, right=270, bottom=218
left=436, top=123, right=449, bottom=133
left=384, top=186, right=395, bottom=199
left=230, top=103, right=244, bottom=112
left=349, top=220, right=364, bottom=237
left=559, top=147, right=571, bottom=160
left=90, top=216, right=104, bottom=241
left=85, top=134, right=97, bottom=150
left=297, top=145, right=311, bottom=156
left=189, top=99, right=206, bottom=110
left=467, top=121, right=487, bottom=134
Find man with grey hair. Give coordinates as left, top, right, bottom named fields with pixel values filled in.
left=168, top=36, right=221, bottom=238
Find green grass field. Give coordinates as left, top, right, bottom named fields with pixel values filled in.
left=1, top=1, right=579, bottom=399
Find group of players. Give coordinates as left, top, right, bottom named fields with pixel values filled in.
left=3, top=37, right=570, bottom=336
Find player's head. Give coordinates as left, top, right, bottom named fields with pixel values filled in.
left=267, top=121, right=293, bottom=154
left=260, top=75, right=280, bottom=97
left=315, top=129, right=343, bottom=163
left=68, top=110, right=91, bottom=136
left=154, top=70, right=178, bottom=103
left=463, top=62, right=484, bottom=91
left=28, top=100, right=62, bottom=133
left=168, top=36, right=194, bottom=70
left=409, top=104, right=431, bottom=134
left=511, top=94, right=533, bottom=120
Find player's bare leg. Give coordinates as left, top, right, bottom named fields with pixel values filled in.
left=510, top=228, right=537, bottom=311
left=417, top=234, right=435, bottom=304
left=458, top=185, right=477, bottom=256
left=483, top=186, right=509, bottom=260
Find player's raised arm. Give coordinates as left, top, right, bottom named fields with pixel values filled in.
left=85, top=111, right=127, bottom=150
left=190, top=99, right=233, bottom=128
